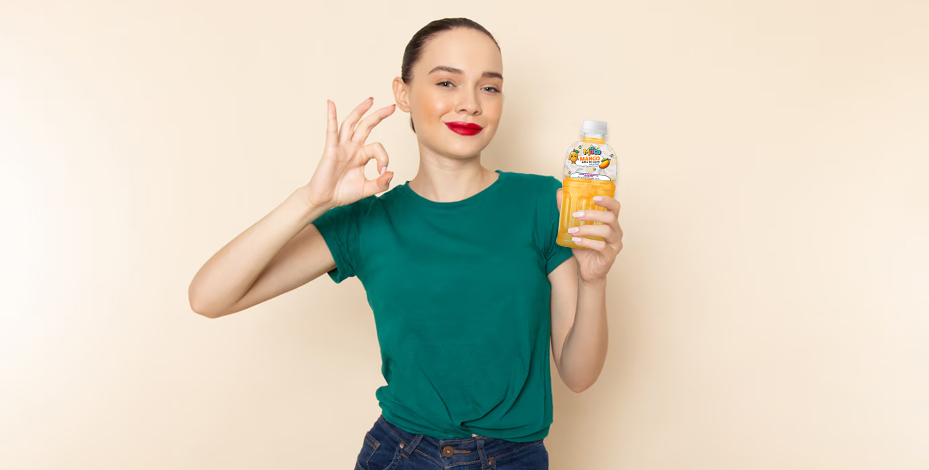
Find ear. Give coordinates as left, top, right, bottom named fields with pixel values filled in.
left=556, top=187, right=563, bottom=212
left=392, top=77, right=411, bottom=113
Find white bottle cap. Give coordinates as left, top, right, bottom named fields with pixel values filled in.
left=581, top=120, right=608, bottom=138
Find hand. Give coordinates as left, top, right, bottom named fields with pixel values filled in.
left=556, top=188, right=624, bottom=284
left=305, top=97, right=396, bottom=208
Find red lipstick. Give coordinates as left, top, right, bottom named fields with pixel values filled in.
left=445, top=121, right=483, bottom=136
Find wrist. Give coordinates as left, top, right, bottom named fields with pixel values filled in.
left=293, top=185, right=334, bottom=219
left=579, top=275, right=607, bottom=289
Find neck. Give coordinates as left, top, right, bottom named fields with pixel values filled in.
left=409, top=145, right=497, bottom=203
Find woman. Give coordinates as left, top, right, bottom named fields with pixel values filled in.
left=188, top=17, right=623, bottom=470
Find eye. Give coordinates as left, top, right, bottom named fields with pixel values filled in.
left=438, top=81, right=454, bottom=87
left=483, top=86, right=501, bottom=93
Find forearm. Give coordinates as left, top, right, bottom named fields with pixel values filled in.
left=188, top=185, right=331, bottom=314
left=559, top=277, right=609, bottom=393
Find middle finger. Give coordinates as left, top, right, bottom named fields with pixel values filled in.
left=567, top=224, right=613, bottom=241
left=572, top=208, right=622, bottom=236
left=339, top=97, right=374, bottom=143
left=571, top=208, right=617, bottom=226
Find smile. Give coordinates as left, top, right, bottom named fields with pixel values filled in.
left=445, top=122, right=483, bottom=136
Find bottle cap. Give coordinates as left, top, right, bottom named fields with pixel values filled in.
left=581, top=120, right=608, bottom=138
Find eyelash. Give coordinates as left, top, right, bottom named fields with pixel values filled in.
left=437, top=81, right=501, bottom=93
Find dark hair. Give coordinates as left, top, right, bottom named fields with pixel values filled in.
left=401, top=18, right=501, bottom=133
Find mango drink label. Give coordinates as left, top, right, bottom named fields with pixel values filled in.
left=563, top=142, right=616, bottom=181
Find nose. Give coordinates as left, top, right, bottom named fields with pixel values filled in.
left=456, top=87, right=481, bottom=115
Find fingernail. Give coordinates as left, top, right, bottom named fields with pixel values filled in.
left=572, top=237, right=582, bottom=242
left=593, top=196, right=602, bottom=201
left=380, top=166, right=386, bottom=175
left=573, top=211, right=584, bottom=218
left=369, top=96, right=374, bottom=101
left=387, top=173, right=394, bottom=186
left=568, top=227, right=578, bottom=234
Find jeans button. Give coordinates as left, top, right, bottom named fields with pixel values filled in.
left=442, top=446, right=454, bottom=456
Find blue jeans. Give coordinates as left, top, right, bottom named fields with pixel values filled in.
left=355, top=414, right=549, bottom=470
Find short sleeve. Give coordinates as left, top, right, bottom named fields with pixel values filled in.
left=544, top=177, right=574, bottom=274
left=311, top=196, right=372, bottom=283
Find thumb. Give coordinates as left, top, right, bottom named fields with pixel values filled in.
left=556, top=188, right=563, bottom=212
left=363, top=170, right=394, bottom=198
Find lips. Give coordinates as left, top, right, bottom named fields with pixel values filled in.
left=445, top=121, right=483, bottom=136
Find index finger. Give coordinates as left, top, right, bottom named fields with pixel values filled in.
left=593, top=195, right=620, bottom=213
left=352, top=104, right=397, bottom=143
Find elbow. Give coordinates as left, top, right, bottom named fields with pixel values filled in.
left=193, top=308, right=218, bottom=319
left=568, top=376, right=599, bottom=393
left=569, top=382, right=590, bottom=394
left=189, top=297, right=215, bottom=319
left=188, top=287, right=219, bottom=319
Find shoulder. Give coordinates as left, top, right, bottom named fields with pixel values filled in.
left=499, top=171, right=562, bottom=194
left=496, top=171, right=561, bottom=222
left=313, top=189, right=390, bottom=229
left=328, top=185, right=404, bottom=215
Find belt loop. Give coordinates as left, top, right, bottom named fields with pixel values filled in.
left=402, top=433, right=423, bottom=459
left=477, top=437, right=493, bottom=469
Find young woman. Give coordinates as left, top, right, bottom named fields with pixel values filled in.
left=188, top=17, right=623, bottom=470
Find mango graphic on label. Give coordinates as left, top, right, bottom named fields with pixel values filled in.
left=599, top=159, right=610, bottom=169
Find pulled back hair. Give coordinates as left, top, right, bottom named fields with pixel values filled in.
left=401, top=18, right=501, bottom=133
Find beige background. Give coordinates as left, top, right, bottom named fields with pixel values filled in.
left=2, top=0, right=927, bottom=469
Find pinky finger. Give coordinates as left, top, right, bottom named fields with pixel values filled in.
left=572, top=236, right=608, bottom=252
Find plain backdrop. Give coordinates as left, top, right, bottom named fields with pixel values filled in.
left=2, top=1, right=927, bottom=469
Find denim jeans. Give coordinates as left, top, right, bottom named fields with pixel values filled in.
left=354, top=414, right=549, bottom=470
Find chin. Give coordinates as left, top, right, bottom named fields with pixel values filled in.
left=427, top=130, right=494, bottom=159
left=444, top=141, right=491, bottom=159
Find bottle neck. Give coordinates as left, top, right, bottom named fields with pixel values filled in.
left=581, top=136, right=605, bottom=144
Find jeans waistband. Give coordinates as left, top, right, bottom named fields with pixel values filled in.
left=375, top=414, right=545, bottom=468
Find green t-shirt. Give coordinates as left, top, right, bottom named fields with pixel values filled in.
left=312, top=170, right=574, bottom=442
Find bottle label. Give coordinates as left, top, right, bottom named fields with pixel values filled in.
left=564, top=142, right=616, bottom=181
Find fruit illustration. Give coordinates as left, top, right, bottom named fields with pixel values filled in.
left=599, top=158, right=610, bottom=169
left=569, top=150, right=579, bottom=163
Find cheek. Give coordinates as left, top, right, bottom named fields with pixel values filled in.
left=483, top=98, right=503, bottom=120
left=414, top=88, right=454, bottom=118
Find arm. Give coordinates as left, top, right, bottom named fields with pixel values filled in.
left=549, top=260, right=609, bottom=393
left=549, top=189, right=624, bottom=393
left=188, top=97, right=397, bottom=319
left=187, top=186, right=336, bottom=319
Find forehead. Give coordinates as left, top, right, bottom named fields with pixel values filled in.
left=415, top=28, right=503, bottom=77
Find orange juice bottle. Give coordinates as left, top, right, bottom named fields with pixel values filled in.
left=556, top=120, right=617, bottom=249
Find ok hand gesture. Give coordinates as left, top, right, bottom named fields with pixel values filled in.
left=305, top=97, right=396, bottom=209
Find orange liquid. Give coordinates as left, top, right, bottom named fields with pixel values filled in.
left=557, top=177, right=616, bottom=249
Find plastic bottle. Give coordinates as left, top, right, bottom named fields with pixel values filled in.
left=556, top=120, right=617, bottom=249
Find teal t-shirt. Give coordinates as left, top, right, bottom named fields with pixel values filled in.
left=312, top=170, right=574, bottom=442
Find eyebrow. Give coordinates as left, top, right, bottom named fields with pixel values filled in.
left=428, top=65, right=503, bottom=80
